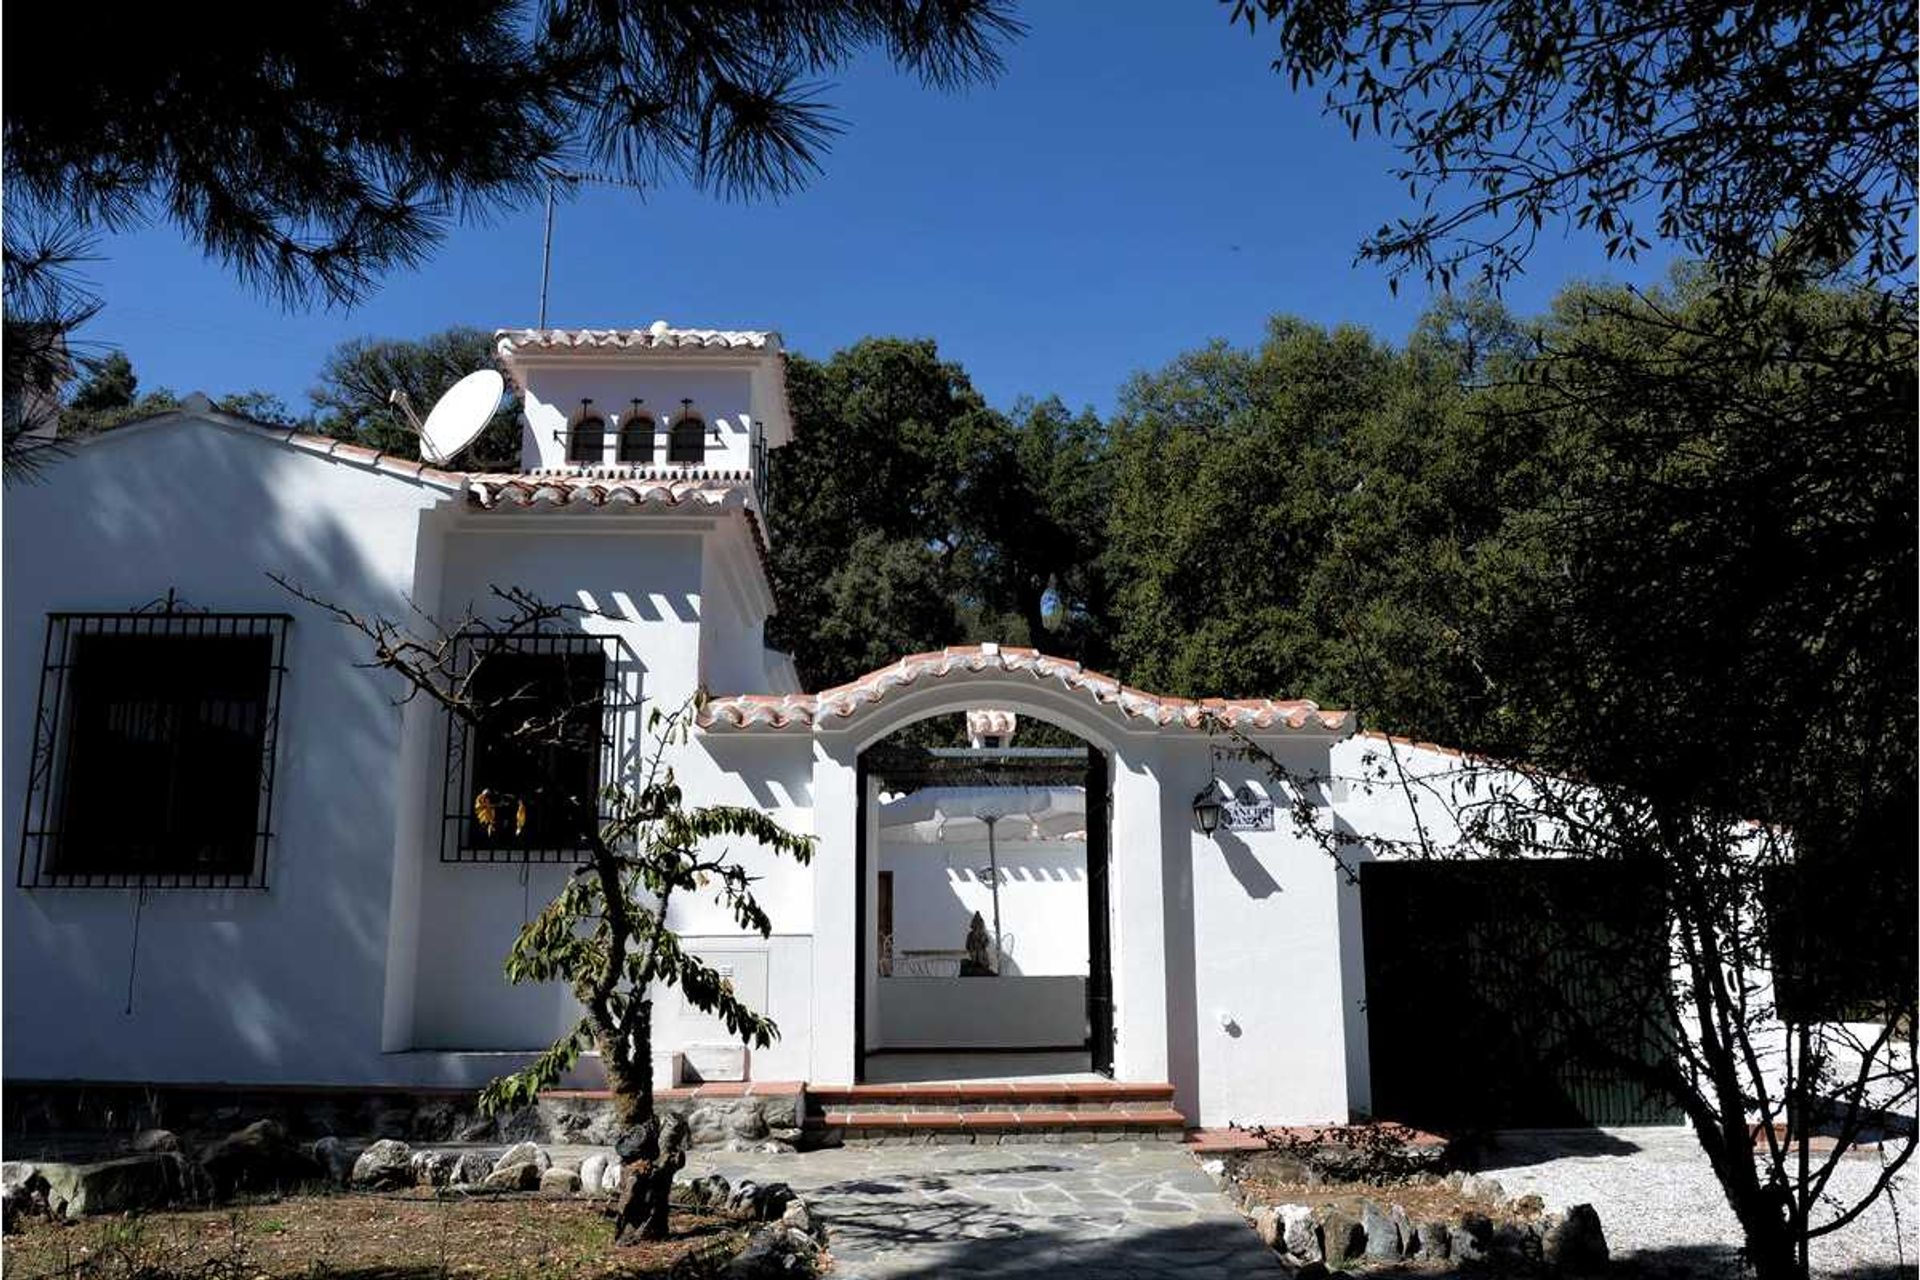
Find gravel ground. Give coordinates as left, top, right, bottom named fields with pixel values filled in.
left=1469, top=1127, right=1916, bottom=1278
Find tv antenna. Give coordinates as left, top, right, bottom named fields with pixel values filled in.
left=390, top=369, right=505, bottom=466
left=538, top=169, right=646, bottom=328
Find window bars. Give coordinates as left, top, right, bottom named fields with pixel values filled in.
left=667, top=413, right=706, bottom=465
left=440, top=631, right=632, bottom=863
left=18, top=610, right=291, bottom=889
left=568, top=410, right=608, bottom=465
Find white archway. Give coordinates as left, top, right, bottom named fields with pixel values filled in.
left=802, top=673, right=1173, bottom=1088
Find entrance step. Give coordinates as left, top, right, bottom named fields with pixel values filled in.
left=805, top=1081, right=1184, bottom=1145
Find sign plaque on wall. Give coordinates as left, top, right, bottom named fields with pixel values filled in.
left=1221, top=785, right=1274, bottom=832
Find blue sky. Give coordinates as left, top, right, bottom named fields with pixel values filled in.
left=77, top=4, right=1670, bottom=419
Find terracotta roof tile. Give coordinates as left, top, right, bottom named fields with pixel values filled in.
left=191, top=415, right=469, bottom=490
left=463, top=468, right=754, bottom=512
left=462, top=468, right=774, bottom=578
left=494, top=325, right=777, bottom=356
left=698, top=645, right=1352, bottom=738
left=462, top=468, right=755, bottom=532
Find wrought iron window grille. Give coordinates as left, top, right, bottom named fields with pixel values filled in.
left=439, top=631, right=634, bottom=864
left=667, top=406, right=707, bottom=464
left=618, top=401, right=655, bottom=465
left=18, top=603, right=291, bottom=890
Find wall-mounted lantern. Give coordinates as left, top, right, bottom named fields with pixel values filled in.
left=1192, top=785, right=1224, bottom=836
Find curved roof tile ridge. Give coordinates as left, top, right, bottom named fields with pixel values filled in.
left=494, top=327, right=776, bottom=354
left=698, top=644, right=1352, bottom=737
left=463, top=470, right=754, bottom=511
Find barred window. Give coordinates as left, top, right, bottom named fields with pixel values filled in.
left=19, top=612, right=289, bottom=888
left=618, top=401, right=654, bottom=465
left=667, top=411, right=706, bottom=465
left=443, top=634, right=624, bottom=863
left=568, top=403, right=607, bottom=465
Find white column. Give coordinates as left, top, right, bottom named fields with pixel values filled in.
left=1109, top=737, right=1171, bottom=1083
left=807, top=737, right=860, bottom=1084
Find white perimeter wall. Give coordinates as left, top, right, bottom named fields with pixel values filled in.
left=3, top=425, right=1468, bottom=1119
left=1160, top=734, right=1362, bottom=1129
left=875, top=976, right=1086, bottom=1050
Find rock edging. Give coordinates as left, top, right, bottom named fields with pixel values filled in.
left=1217, top=1165, right=1610, bottom=1276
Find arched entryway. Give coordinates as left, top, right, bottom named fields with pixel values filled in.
left=854, top=718, right=1115, bottom=1082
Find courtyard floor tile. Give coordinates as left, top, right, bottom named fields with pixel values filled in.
left=685, top=1141, right=1276, bottom=1278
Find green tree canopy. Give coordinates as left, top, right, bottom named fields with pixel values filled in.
left=5, top=2, right=1020, bottom=310
left=1227, top=0, right=1916, bottom=292
left=768, top=337, right=1112, bottom=688
left=311, top=327, right=521, bottom=470
left=1104, top=315, right=1484, bottom=708
left=54, top=350, right=294, bottom=438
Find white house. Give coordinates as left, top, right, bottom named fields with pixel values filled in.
left=1, top=323, right=1683, bottom=1136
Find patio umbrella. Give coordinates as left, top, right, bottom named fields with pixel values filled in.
left=876, top=786, right=1084, bottom=844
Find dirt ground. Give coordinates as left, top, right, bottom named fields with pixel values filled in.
left=2, top=1192, right=753, bottom=1280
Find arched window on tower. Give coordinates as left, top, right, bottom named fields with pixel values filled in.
left=567, top=400, right=607, bottom=466
left=667, top=399, right=707, bottom=465
left=618, top=399, right=654, bottom=465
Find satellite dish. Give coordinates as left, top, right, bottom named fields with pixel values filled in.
left=416, top=369, right=505, bottom=466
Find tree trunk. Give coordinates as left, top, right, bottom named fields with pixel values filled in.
left=1736, top=1202, right=1804, bottom=1280
left=612, top=1115, right=687, bottom=1245
left=609, top=1005, right=685, bottom=1246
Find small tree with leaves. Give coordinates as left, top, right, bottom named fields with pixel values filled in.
left=277, top=576, right=812, bottom=1244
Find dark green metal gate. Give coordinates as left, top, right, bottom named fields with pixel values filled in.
left=1361, top=860, right=1682, bottom=1130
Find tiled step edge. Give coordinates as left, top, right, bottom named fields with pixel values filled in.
left=807, top=1082, right=1175, bottom=1107
left=817, top=1107, right=1187, bottom=1131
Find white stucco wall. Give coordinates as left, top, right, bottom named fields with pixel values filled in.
left=1150, top=735, right=1360, bottom=1128
left=878, top=836, right=1089, bottom=977
left=3, top=415, right=820, bottom=1093
left=515, top=364, right=761, bottom=473
left=407, top=515, right=815, bottom=1070
left=2, top=419, right=453, bottom=1085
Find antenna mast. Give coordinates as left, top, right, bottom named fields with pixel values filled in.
left=538, top=170, right=646, bottom=328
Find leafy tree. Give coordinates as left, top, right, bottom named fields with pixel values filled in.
left=1242, top=719, right=1912, bottom=1280
left=1238, top=271, right=1915, bottom=1280
left=56, top=350, right=296, bottom=438
left=769, top=338, right=1117, bottom=685
left=311, top=328, right=521, bottom=470
left=1104, top=317, right=1429, bottom=702
left=1226, top=0, right=1917, bottom=292
left=276, top=577, right=813, bottom=1244
left=955, top=397, right=1118, bottom=670
left=212, top=390, right=298, bottom=425
left=799, top=531, right=965, bottom=683
left=66, top=351, right=137, bottom=417
left=768, top=338, right=993, bottom=685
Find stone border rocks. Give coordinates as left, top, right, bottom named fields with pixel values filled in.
left=4, top=1081, right=807, bottom=1154
left=1219, top=1162, right=1611, bottom=1277
left=677, top=1173, right=828, bottom=1279
left=3, top=1111, right=835, bottom=1280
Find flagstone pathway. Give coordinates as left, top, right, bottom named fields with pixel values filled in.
left=684, top=1141, right=1276, bottom=1278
